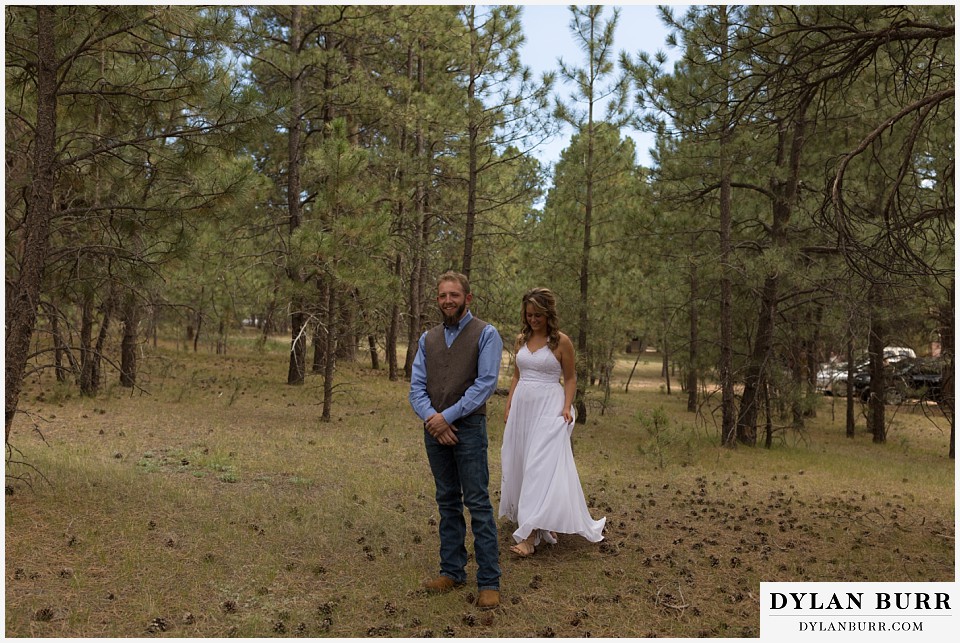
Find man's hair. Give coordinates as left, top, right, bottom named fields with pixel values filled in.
left=437, top=270, right=471, bottom=295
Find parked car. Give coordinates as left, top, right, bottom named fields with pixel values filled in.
left=824, top=360, right=867, bottom=397
left=850, top=367, right=873, bottom=401
left=821, top=346, right=917, bottom=397
left=852, top=357, right=943, bottom=405
left=899, top=359, right=945, bottom=403
left=817, top=362, right=845, bottom=393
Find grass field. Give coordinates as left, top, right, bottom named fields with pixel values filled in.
left=4, top=333, right=955, bottom=637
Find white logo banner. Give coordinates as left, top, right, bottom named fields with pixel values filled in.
left=761, top=582, right=956, bottom=641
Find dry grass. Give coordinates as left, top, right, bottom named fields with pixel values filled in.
left=4, top=336, right=955, bottom=637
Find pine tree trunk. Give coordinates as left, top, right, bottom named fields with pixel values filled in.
left=625, top=349, right=641, bottom=393
left=736, top=100, right=806, bottom=444
left=51, top=310, right=64, bottom=382
left=942, top=281, right=954, bottom=458
left=403, top=46, right=429, bottom=381
left=336, top=289, right=357, bottom=361
left=387, top=255, right=401, bottom=381
left=718, top=165, right=736, bottom=447
left=462, top=7, right=478, bottom=278
left=394, top=45, right=414, bottom=381
left=805, top=304, right=823, bottom=418
left=845, top=330, right=856, bottom=438
left=661, top=316, right=671, bottom=395
left=216, top=319, right=226, bottom=355
left=321, top=283, right=338, bottom=422
left=255, top=282, right=278, bottom=351
left=717, top=6, right=737, bottom=448
left=404, top=251, right=422, bottom=380
left=736, top=277, right=777, bottom=446
left=763, top=373, right=773, bottom=449
left=79, top=293, right=95, bottom=395
left=193, top=290, right=203, bottom=353
left=148, top=299, right=159, bottom=348
left=368, top=334, right=379, bottom=370
left=288, top=308, right=306, bottom=385
left=312, top=323, right=324, bottom=373
left=91, top=294, right=115, bottom=392
left=120, top=295, right=140, bottom=387
left=791, top=336, right=804, bottom=428
left=354, top=289, right=379, bottom=370
left=46, top=304, right=74, bottom=383
left=686, top=263, right=699, bottom=412
left=285, top=5, right=306, bottom=385
left=311, top=276, right=328, bottom=373
left=574, top=111, right=594, bottom=426
left=867, top=290, right=886, bottom=443
left=5, top=6, right=57, bottom=442
left=80, top=289, right=115, bottom=397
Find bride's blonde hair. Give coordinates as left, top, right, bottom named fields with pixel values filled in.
left=514, top=288, right=561, bottom=352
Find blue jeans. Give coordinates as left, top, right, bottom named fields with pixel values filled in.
left=424, top=414, right=500, bottom=591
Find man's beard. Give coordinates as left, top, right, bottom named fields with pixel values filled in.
left=442, top=302, right=466, bottom=326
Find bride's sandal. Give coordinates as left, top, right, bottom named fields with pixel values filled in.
left=509, top=541, right=536, bottom=557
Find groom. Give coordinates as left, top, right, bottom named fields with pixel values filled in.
left=409, top=270, right=502, bottom=609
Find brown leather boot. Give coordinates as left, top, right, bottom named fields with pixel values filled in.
left=477, top=589, right=500, bottom=609
left=422, top=575, right=463, bottom=593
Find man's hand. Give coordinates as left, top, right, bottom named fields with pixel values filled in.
left=425, top=413, right=458, bottom=445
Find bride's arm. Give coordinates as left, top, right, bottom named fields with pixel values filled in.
left=504, top=365, right=520, bottom=423
left=557, top=333, right=577, bottom=423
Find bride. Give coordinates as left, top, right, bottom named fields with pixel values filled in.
left=498, top=288, right=605, bottom=556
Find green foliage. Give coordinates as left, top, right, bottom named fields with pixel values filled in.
left=295, top=119, right=392, bottom=292
left=635, top=406, right=690, bottom=470
left=5, top=6, right=951, bottom=443
left=533, top=125, right=650, bottom=378
left=6, top=6, right=268, bottom=392
left=620, top=4, right=953, bottom=439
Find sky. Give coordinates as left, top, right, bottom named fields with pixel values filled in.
left=517, top=3, right=689, bottom=169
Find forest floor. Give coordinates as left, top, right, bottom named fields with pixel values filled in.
left=4, top=334, right=955, bottom=637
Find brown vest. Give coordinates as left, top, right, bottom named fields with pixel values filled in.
left=424, top=317, right=488, bottom=416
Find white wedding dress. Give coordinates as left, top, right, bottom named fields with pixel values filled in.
left=499, top=343, right=605, bottom=545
